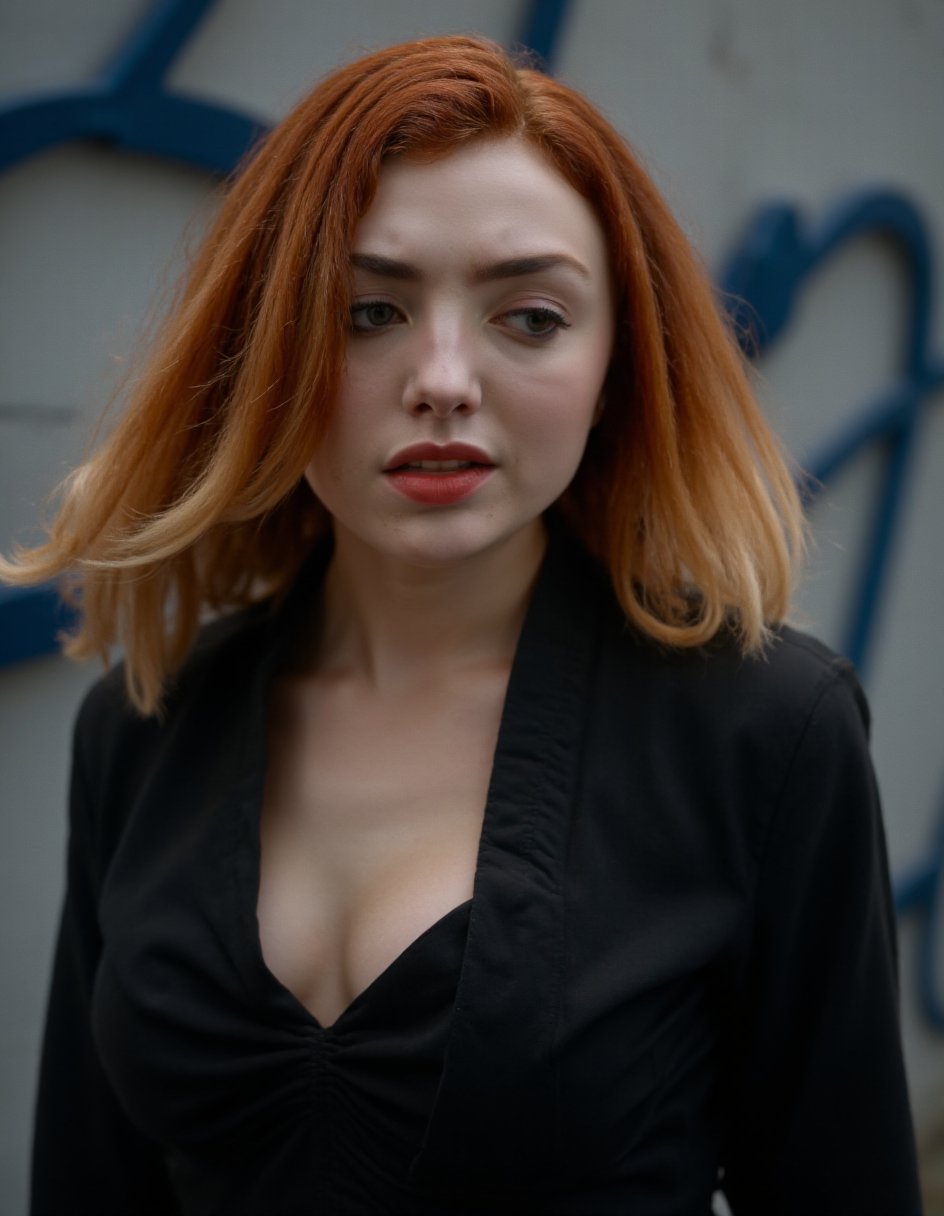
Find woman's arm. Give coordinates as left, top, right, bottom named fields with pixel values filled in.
left=31, top=694, right=180, bottom=1216
left=720, top=664, right=923, bottom=1216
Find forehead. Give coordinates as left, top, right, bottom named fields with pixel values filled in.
left=353, top=137, right=609, bottom=270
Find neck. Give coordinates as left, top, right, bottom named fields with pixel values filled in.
left=311, top=521, right=548, bottom=691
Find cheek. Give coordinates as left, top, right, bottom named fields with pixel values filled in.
left=532, top=361, right=609, bottom=475
left=511, top=395, right=599, bottom=491
left=303, top=435, right=350, bottom=506
left=521, top=361, right=607, bottom=439
left=302, top=388, right=361, bottom=494
left=338, top=357, right=391, bottom=413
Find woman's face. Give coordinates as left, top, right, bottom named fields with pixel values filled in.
left=305, top=136, right=614, bottom=568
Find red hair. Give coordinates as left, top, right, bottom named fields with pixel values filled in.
left=0, top=35, right=803, bottom=713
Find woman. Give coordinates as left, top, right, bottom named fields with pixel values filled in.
left=5, top=35, right=922, bottom=1216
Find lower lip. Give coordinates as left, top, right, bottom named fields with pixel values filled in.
left=385, top=467, right=494, bottom=505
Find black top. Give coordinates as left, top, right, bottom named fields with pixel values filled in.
left=114, top=896, right=473, bottom=1214
left=31, top=529, right=923, bottom=1215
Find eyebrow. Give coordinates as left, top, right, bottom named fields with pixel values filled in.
left=350, top=252, right=591, bottom=282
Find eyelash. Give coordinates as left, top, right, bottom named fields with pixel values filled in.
left=349, top=300, right=403, bottom=333
left=500, top=306, right=571, bottom=340
left=348, top=300, right=571, bottom=341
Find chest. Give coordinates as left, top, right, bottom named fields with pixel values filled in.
left=85, top=538, right=822, bottom=1211
left=91, top=593, right=758, bottom=1201
left=256, top=670, right=506, bottom=1027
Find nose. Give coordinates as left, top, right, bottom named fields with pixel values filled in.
left=401, top=319, right=482, bottom=418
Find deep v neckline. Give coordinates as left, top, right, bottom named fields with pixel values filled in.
left=243, top=539, right=514, bottom=1036
left=230, top=523, right=603, bottom=1112
left=254, top=896, right=474, bottom=1032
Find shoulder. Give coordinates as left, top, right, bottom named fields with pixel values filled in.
left=72, top=597, right=276, bottom=798
left=765, top=624, right=866, bottom=712
left=598, top=596, right=866, bottom=732
left=718, top=622, right=869, bottom=738
left=67, top=596, right=281, bottom=874
left=545, top=528, right=869, bottom=747
left=588, top=594, right=872, bottom=843
left=79, top=596, right=271, bottom=723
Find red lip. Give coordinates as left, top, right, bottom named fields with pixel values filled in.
left=383, top=442, right=494, bottom=471
left=386, top=466, right=494, bottom=505
left=382, top=442, right=495, bottom=506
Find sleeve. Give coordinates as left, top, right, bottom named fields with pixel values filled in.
left=720, top=663, right=924, bottom=1216
left=30, top=694, right=181, bottom=1216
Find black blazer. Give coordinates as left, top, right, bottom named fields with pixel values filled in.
left=31, top=530, right=922, bottom=1214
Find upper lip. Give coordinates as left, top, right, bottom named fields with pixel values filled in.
left=383, top=442, right=494, bottom=471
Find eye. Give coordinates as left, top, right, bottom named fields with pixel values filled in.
left=350, top=300, right=404, bottom=333
left=498, top=306, right=571, bottom=340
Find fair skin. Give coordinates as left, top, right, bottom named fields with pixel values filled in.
left=257, top=137, right=614, bottom=1028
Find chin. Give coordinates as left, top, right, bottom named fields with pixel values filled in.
left=383, top=531, right=500, bottom=569
left=373, top=515, right=539, bottom=570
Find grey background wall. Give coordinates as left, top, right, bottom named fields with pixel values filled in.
left=2, top=1, right=943, bottom=1211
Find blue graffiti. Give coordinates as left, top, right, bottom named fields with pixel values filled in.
left=0, top=0, right=941, bottom=1027
left=0, top=0, right=267, bottom=669
left=721, top=193, right=944, bottom=675
left=0, top=0, right=263, bottom=175
left=518, top=0, right=573, bottom=66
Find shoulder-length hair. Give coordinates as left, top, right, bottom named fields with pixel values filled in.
left=1, top=35, right=803, bottom=714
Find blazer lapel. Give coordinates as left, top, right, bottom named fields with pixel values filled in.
left=411, top=528, right=607, bottom=1189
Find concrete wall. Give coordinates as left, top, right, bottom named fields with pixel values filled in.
left=2, top=2, right=943, bottom=1211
